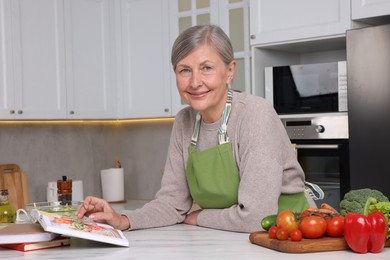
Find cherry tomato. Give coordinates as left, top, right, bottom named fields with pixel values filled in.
left=299, top=215, right=327, bottom=239
left=326, top=215, right=344, bottom=237
left=276, top=210, right=299, bottom=234
left=268, top=226, right=278, bottom=239
left=276, top=227, right=289, bottom=240
left=290, top=229, right=303, bottom=241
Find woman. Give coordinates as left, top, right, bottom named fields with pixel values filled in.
left=77, top=25, right=315, bottom=233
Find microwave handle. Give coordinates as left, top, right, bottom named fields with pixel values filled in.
left=295, top=144, right=339, bottom=149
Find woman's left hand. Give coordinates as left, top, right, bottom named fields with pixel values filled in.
left=183, top=209, right=202, bottom=225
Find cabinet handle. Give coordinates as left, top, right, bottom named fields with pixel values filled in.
left=250, top=35, right=256, bottom=39
left=9, top=110, right=15, bottom=114
left=69, top=110, right=75, bottom=115
left=164, top=108, right=169, bottom=113
left=17, top=110, right=23, bottom=114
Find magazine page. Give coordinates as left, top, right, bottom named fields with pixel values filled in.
left=30, top=209, right=129, bottom=247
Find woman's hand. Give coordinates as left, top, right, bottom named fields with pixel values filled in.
left=183, top=209, right=202, bottom=226
left=76, top=196, right=130, bottom=231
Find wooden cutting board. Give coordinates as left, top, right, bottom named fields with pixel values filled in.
left=0, top=164, right=29, bottom=209
left=249, top=231, right=390, bottom=253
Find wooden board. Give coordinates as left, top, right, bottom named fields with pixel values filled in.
left=249, top=231, right=390, bottom=253
left=0, top=164, right=29, bottom=209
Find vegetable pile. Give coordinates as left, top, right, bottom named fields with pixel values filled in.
left=260, top=188, right=390, bottom=254
left=262, top=203, right=343, bottom=242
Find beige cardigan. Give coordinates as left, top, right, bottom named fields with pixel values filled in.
left=123, top=91, right=315, bottom=232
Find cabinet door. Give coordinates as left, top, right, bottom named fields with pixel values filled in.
left=8, top=0, right=67, bottom=119
left=64, top=0, right=116, bottom=119
left=352, top=0, right=390, bottom=20
left=249, top=0, right=351, bottom=45
left=120, top=0, right=172, bottom=118
left=0, top=0, right=15, bottom=119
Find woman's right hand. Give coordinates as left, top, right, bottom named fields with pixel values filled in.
left=76, top=196, right=130, bottom=230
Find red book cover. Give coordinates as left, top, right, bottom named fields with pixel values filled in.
left=1, top=236, right=70, bottom=252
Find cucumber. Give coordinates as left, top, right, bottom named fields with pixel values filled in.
left=261, top=214, right=277, bottom=231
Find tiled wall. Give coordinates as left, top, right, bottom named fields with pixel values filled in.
left=0, top=121, right=173, bottom=203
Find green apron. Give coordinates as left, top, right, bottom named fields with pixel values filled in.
left=186, top=90, right=239, bottom=209
left=185, top=90, right=310, bottom=213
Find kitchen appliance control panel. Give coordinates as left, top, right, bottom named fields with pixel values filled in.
left=281, top=113, right=348, bottom=140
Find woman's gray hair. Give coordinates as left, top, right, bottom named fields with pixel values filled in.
left=171, top=25, right=234, bottom=71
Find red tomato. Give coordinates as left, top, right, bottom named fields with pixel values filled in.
left=299, top=216, right=327, bottom=239
left=276, top=210, right=299, bottom=234
left=268, top=226, right=278, bottom=239
left=326, top=215, right=344, bottom=237
left=276, top=227, right=289, bottom=240
left=290, top=229, right=303, bottom=241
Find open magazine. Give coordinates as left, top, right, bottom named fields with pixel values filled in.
left=30, top=209, right=129, bottom=247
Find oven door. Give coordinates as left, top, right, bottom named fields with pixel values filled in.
left=295, top=140, right=350, bottom=211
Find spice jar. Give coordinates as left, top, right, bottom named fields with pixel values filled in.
left=57, top=176, right=72, bottom=204
left=0, top=189, right=16, bottom=223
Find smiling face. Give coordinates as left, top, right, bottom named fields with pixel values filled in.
left=175, top=44, right=236, bottom=123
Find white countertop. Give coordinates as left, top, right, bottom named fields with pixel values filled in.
left=1, top=200, right=389, bottom=259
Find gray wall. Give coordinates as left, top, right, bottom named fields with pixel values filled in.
left=0, top=121, right=173, bottom=203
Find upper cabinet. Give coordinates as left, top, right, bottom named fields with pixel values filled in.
left=119, top=0, right=172, bottom=118
left=64, top=0, right=116, bottom=119
left=249, top=0, right=351, bottom=45
left=0, top=0, right=67, bottom=119
left=351, top=0, right=390, bottom=24
left=0, top=0, right=116, bottom=120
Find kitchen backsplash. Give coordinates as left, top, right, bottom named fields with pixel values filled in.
left=0, top=121, right=173, bottom=203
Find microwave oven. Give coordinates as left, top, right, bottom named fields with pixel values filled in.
left=264, top=61, right=347, bottom=115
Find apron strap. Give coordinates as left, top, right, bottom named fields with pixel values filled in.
left=191, top=90, right=233, bottom=147
left=218, top=90, right=233, bottom=144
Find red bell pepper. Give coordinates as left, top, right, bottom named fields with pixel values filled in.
left=344, top=210, right=388, bottom=253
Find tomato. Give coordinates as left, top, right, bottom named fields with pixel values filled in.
left=276, top=210, right=299, bottom=234
left=299, top=215, right=327, bottom=239
left=276, top=227, right=289, bottom=240
left=326, top=215, right=344, bottom=237
left=268, top=226, right=278, bottom=239
left=290, top=229, right=303, bottom=241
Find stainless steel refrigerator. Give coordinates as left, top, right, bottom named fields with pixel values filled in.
left=347, top=24, right=390, bottom=197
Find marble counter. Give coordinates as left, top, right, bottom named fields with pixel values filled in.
left=1, top=200, right=389, bottom=259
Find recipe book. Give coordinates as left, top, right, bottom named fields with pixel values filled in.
left=0, top=223, right=58, bottom=244
left=30, top=209, right=129, bottom=247
left=1, top=236, right=70, bottom=252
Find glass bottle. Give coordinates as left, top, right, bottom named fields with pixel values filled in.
left=0, top=189, right=16, bottom=223
left=57, top=176, right=72, bottom=205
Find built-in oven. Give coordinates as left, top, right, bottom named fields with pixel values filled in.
left=281, top=113, right=350, bottom=211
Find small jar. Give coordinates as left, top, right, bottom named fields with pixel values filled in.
left=57, top=176, right=72, bottom=204
left=0, top=189, right=16, bottom=223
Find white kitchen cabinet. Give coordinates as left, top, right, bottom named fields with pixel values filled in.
left=0, top=0, right=14, bottom=119
left=249, top=0, right=351, bottom=45
left=0, top=0, right=67, bottom=119
left=351, top=0, right=390, bottom=22
left=119, top=0, right=172, bottom=118
left=64, top=0, right=116, bottom=119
